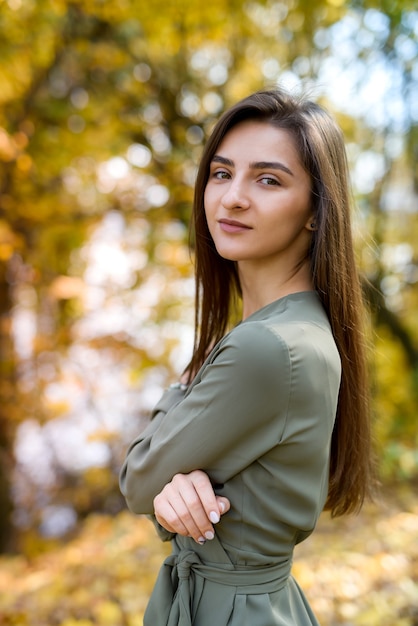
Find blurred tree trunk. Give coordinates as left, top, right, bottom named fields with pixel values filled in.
left=0, top=268, right=16, bottom=551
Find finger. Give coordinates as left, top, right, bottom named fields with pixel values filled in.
left=154, top=491, right=204, bottom=542
left=187, top=471, right=224, bottom=526
left=171, top=474, right=216, bottom=542
left=153, top=494, right=188, bottom=534
left=215, top=496, right=231, bottom=516
left=154, top=508, right=181, bottom=535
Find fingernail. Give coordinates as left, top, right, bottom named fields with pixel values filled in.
left=219, top=502, right=225, bottom=513
left=205, top=530, right=215, bottom=540
left=197, top=537, right=206, bottom=544
left=209, top=511, right=220, bottom=524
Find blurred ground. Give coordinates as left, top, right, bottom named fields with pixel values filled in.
left=0, top=483, right=416, bottom=626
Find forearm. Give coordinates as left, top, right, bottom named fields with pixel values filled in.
left=119, top=385, right=187, bottom=513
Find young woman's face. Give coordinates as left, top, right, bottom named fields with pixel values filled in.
left=204, top=120, right=314, bottom=270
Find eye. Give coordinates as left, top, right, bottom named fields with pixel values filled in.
left=212, top=169, right=231, bottom=180
left=259, top=176, right=280, bottom=186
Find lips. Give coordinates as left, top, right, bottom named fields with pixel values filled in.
left=218, top=219, right=252, bottom=233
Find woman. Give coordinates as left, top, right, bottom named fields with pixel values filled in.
left=119, top=88, right=374, bottom=625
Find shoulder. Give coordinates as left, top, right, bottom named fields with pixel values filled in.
left=209, top=320, right=292, bottom=389
left=214, top=314, right=340, bottom=382
left=216, top=292, right=336, bottom=363
left=194, top=321, right=293, bottom=416
left=220, top=320, right=290, bottom=361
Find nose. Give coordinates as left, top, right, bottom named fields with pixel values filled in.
left=221, top=178, right=250, bottom=210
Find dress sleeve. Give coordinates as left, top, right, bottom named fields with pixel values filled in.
left=119, top=323, right=291, bottom=514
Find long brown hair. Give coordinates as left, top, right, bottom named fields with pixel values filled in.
left=186, top=88, right=374, bottom=516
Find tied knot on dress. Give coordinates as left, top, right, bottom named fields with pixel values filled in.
left=176, top=549, right=202, bottom=580
left=144, top=537, right=293, bottom=626
left=157, top=548, right=205, bottom=626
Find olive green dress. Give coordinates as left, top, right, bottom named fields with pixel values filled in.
left=120, top=291, right=341, bottom=625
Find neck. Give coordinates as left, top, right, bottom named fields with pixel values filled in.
left=239, top=259, right=313, bottom=319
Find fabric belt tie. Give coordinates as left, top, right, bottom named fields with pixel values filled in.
left=143, top=543, right=291, bottom=626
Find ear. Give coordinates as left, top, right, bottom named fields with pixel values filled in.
left=305, top=214, right=317, bottom=231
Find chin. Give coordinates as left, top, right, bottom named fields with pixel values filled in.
left=216, top=251, right=241, bottom=262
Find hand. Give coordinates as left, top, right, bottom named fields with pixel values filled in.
left=153, top=470, right=230, bottom=545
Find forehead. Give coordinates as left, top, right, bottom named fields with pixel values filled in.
left=216, top=120, right=301, bottom=162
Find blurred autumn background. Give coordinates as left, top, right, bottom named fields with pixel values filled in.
left=0, top=0, right=417, bottom=624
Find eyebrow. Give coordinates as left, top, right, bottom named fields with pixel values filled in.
left=211, top=155, right=294, bottom=177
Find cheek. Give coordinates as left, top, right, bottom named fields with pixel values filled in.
left=202, top=192, right=213, bottom=232
left=285, top=192, right=312, bottom=225
left=203, top=188, right=215, bottom=220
